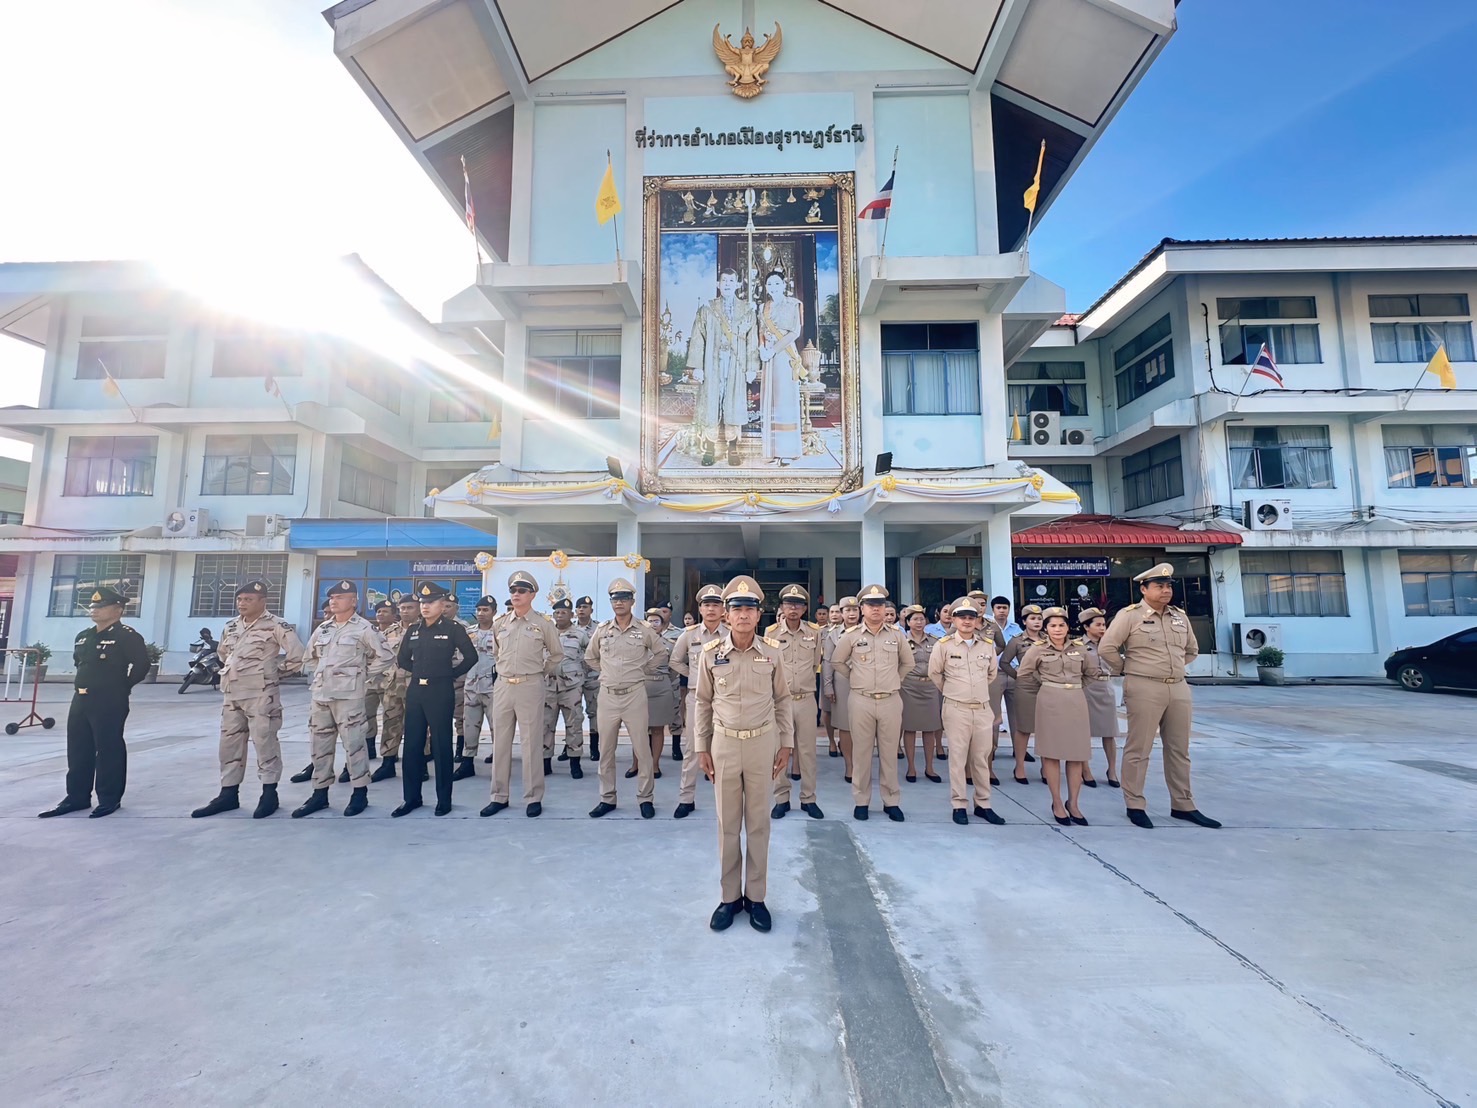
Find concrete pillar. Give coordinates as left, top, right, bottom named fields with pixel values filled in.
left=822, top=555, right=837, bottom=607
left=616, top=516, right=640, bottom=557
left=669, top=555, right=685, bottom=611
left=498, top=515, right=521, bottom=559
left=860, top=515, right=885, bottom=587
left=984, top=512, right=1013, bottom=600
left=898, top=556, right=916, bottom=605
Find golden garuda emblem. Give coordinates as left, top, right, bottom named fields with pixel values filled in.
left=713, top=23, right=782, bottom=100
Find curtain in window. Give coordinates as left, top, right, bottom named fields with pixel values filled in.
left=883, top=352, right=910, bottom=414
left=1229, top=448, right=1258, bottom=488
left=910, top=352, right=948, bottom=414
left=944, top=351, right=980, bottom=414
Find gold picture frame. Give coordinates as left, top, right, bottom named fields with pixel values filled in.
left=640, top=172, right=861, bottom=495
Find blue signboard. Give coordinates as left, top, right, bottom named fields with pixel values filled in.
left=454, top=580, right=486, bottom=622
left=1014, top=556, right=1112, bottom=578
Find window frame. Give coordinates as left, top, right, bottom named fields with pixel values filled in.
left=1037, top=464, right=1095, bottom=512
left=200, top=434, right=298, bottom=497
left=210, top=325, right=306, bottom=379
left=1113, top=315, right=1175, bottom=407
left=339, top=350, right=404, bottom=414
left=1369, top=293, right=1475, bottom=363
left=191, top=554, right=288, bottom=618
left=1398, top=551, right=1477, bottom=617
left=1006, top=360, right=1088, bottom=418
left=881, top=322, right=982, bottom=416
left=1228, top=425, right=1335, bottom=490
left=339, top=445, right=399, bottom=514
left=427, top=387, right=498, bottom=423
left=1240, top=550, right=1350, bottom=617
left=48, top=554, right=146, bottom=617
left=62, top=435, right=158, bottom=497
left=75, top=311, right=169, bottom=381
left=1383, top=426, right=1477, bottom=488
left=1120, top=437, right=1184, bottom=511
left=526, top=329, right=623, bottom=420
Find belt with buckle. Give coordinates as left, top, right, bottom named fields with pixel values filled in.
left=859, top=690, right=893, bottom=699
left=503, top=675, right=539, bottom=684
left=604, top=684, right=635, bottom=695
left=1129, top=674, right=1182, bottom=684
left=790, top=691, right=812, bottom=700
left=1042, top=680, right=1081, bottom=689
left=945, top=697, right=985, bottom=709
left=716, top=725, right=768, bottom=740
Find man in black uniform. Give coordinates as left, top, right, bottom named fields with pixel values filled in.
left=38, top=586, right=151, bottom=819
left=392, top=580, right=477, bottom=817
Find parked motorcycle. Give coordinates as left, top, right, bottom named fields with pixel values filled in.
left=179, top=628, right=222, bottom=693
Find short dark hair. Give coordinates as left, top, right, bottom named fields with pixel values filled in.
left=718, top=268, right=739, bottom=280
left=990, top=596, right=1010, bottom=607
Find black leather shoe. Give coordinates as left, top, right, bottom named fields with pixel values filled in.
left=569, top=757, right=584, bottom=780
left=989, top=774, right=1000, bottom=786
left=557, top=746, right=570, bottom=762
left=526, top=802, right=542, bottom=818
left=391, top=800, right=422, bottom=818
left=771, top=801, right=790, bottom=819
left=844, top=775, right=852, bottom=784
left=709, top=900, right=742, bottom=931
left=937, top=750, right=948, bottom=761
left=434, top=802, right=451, bottom=816
left=253, top=784, right=278, bottom=819
left=343, top=787, right=368, bottom=817
left=853, top=806, right=869, bottom=821
left=1127, top=809, right=1154, bottom=829
left=38, top=796, right=91, bottom=818
left=801, top=802, right=824, bottom=820
left=905, top=773, right=917, bottom=783
left=1171, top=808, right=1222, bottom=828
left=337, top=766, right=350, bottom=784
left=483, top=754, right=494, bottom=763
left=370, top=758, right=397, bottom=782
left=975, top=806, right=1005, bottom=825
left=1070, top=814, right=1090, bottom=826
left=952, top=808, right=969, bottom=825
left=748, top=900, right=772, bottom=932
left=1054, top=814, right=1072, bottom=826
left=884, top=806, right=905, bottom=823
left=480, top=800, right=509, bottom=817
left=673, top=802, right=696, bottom=819
left=451, top=758, right=476, bottom=781
left=290, top=763, right=313, bottom=784
left=925, top=772, right=942, bottom=783
left=1013, top=774, right=1029, bottom=785
left=543, top=757, right=553, bottom=776
left=191, top=787, right=240, bottom=818
left=420, top=767, right=430, bottom=783
left=789, top=772, right=800, bottom=781
left=966, top=777, right=973, bottom=786
left=1025, top=753, right=1036, bottom=763
left=640, top=802, right=655, bottom=819
left=589, top=801, right=616, bottom=818
left=89, top=801, right=120, bottom=818
left=292, top=788, right=330, bottom=818
left=624, top=767, right=638, bottom=779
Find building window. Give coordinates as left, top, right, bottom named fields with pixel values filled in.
left=1007, top=361, right=1086, bottom=417
left=527, top=330, right=621, bottom=419
left=48, top=554, right=145, bottom=617
left=201, top=435, right=297, bottom=496
left=1370, top=294, right=1474, bottom=362
left=1241, top=551, right=1349, bottom=617
left=339, top=445, right=398, bottom=513
left=1038, top=464, right=1094, bottom=512
left=1113, top=315, right=1174, bottom=406
left=1400, top=551, right=1477, bottom=617
left=76, top=312, right=169, bottom=380
left=881, top=323, right=981, bottom=415
left=1383, top=425, right=1477, bottom=488
left=428, top=389, right=497, bottom=423
left=1229, top=425, right=1334, bottom=489
left=211, top=324, right=305, bottom=378
left=340, top=350, right=403, bottom=413
left=1121, top=437, right=1184, bottom=510
left=190, top=554, right=288, bottom=618
left=0, top=511, right=21, bottom=525
left=62, top=435, right=158, bottom=497
left=1217, top=297, right=1322, bottom=365
left=423, top=467, right=469, bottom=517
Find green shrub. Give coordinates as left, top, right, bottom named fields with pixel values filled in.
left=1256, top=645, right=1285, bottom=668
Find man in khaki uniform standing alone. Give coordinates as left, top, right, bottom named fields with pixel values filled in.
left=928, top=596, right=1006, bottom=826
left=669, top=583, right=727, bottom=818
left=694, top=576, right=794, bottom=932
left=585, top=578, right=666, bottom=819
left=767, top=583, right=824, bottom=820
left=191, top=580, right=306, bottom=819
left=458, top=595, right=499, bottom=778
left=292, top=580, right=395, bottom=817
left=831, top=583, right=913, bottom=822
left=481, top=570, right=562, bottom=818
left=1098, top=563, right=1220, bottom=830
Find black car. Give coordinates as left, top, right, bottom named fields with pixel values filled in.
left=1384, top=627, right=1477, bottom=692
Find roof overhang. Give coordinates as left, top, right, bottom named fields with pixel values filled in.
left=1014, top=513, right=1244, bottom=546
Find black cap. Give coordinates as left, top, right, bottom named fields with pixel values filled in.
left=475, top=595, right=497, bottom=609
left=552, top=597, right=573, bottom=610
left=235, top=580, right=270, bottom=597
left=576, top=595, right=594, bottom=607
left=414, top=580, right=452, bottom=601
left=83, top=585, right=128, bottom=609
left=326, top=579, right=357, bottom=596
left=374, top=601, right=394, bottom=613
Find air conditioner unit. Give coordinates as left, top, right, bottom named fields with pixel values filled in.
left=1232, top=622, right=1282, bottom=655
left=1244, top=498, right=1293, bottom=531
left=1028, top=411, right=1060, bottom=447
left=163, top=507, right=210, bottom=538
left=1063, top=427, right=1088, bottom=446
left=245, top=513, right=284, bottom=538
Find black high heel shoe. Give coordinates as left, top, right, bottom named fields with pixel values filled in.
left=1053, top=813, right=1072, bottom=826
left=1014, top=773, right=1029, bottom=785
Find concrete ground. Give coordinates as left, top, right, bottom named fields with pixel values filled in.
left=1, top=681, right=1472, bottom=1108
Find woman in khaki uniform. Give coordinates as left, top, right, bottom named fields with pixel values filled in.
left=1076, top=607, right=1120, bottom=789
left=998, top=604, right=1046, bottom=785
left=898, top=606, right=943, bottom=783
left=822, top=597, right=860, bottom=781
left=630, top=608, right=676, bottom=782
left=1018, top=607, right=1101, bottom=826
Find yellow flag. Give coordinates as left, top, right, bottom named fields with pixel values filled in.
left=596, top=156, right=621, bottom=225
left=1427, top=344, right=1457, bottom=389
left=101, top=374, right=120, bottom=398
left=1010, top=411, right=1022, bottom=440
left=1022, top=140, right=1046, bottom=214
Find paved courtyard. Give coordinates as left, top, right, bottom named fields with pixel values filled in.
left=1, top=681, right=1472, bottom=1107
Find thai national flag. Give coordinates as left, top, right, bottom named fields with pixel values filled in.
left=859, top=171, right=894, bottom=220
left=1250, top=343, right=1284, bottom=387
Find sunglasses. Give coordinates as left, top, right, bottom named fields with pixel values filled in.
left=509, top=585, right=534, bottom=594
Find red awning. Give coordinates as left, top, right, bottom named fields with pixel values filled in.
left=1014, top=514, right=1242, bottom=546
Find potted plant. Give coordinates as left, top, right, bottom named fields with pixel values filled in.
left=144, top=642, right=165, bottom=683
left=1255, top=645, right=1286, bottom=686
left=26, top=641, right=52, bottom=683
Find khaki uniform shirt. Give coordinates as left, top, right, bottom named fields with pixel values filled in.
left=308, top=614, right=395, bottom=701
left=670, top=622, right=726, bottom=680
left=1098, top=603, right=1198, bottom=681
left=831, top=623, right=914, bottom=694
left=928, top=632, right=999, bottom=703
left=1017, top=639, right=1101, bottom=688
left=820, top=624, right=845, bottom=700
left=765, top=619, right=823, bottom=700
left=493, top=610, right=562, bottom=678
left=218, top=612, right=306, bottom=697
left=549, top=624, right=591, bottom=691
left=693, top=634, right=796, bottom=753
left=464, top=626, right=499, bottom=694
left=585, top=617, right=666, bottom=689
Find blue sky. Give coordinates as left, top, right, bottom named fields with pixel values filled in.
left=1031, top=0, right=1477, bottom=309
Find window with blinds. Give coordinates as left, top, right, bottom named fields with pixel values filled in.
left=881, top=323, right=981, bottom=415
left=1382, top=425, right=1477, bottom=488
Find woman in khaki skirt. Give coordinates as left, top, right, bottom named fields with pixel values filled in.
left=823, top=597, right=861, bottom=782
left=998, top=604, right=1046, bottom=785
left=899, top=606, right=943, bottom=783
left=1018, top=607, right=1101, bottom=825
left=1076, top=607, right=1120, bottom=789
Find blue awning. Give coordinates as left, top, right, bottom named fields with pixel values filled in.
left=288, top=518, right=496, bottom=552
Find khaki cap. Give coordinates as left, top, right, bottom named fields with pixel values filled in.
left=507, top=570, right=539, bottom=591
left=838, top=595, right=859, bottom=609
left=1019, top=603, right=1044, bottom=617
left=858, top=583, right=888, bottom=603
left=778, top=583, right=810, bottom=604
left=695, top=584, right=725, bottom=603
left=950, top=596, right=981, bottom=616
left=607, top=578, right=637, bottom=599
left=1041, top=606, right=1070, bottom=621
left=1077, top=606, right=1107, bottom=624
left=722, top=575, right=764, bottom=607
left=1133, top=563, right=1176, bottom=583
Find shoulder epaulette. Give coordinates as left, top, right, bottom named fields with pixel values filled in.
left=702, top=638, right=722, bottom=652
left=762, top=636, right=780, bottom=648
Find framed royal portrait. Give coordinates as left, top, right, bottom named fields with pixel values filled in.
left=640, top=172, right=861, bottom=494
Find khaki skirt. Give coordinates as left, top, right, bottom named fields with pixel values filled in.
left=900, top=675, right=942, bottom=732
left=1033, top=683, right=1091, bottom=761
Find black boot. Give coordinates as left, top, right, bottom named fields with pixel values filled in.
left=344, top=786, right=368, bottom=817
left=253, top=784, right=279, bottom=819
left=451, top=757, right=476, bottom=781
left=292, top=788, right=330, bottom=818
left=289, top=763, right=313, bottom=784
left=557, top=745, right=570, bottom=762
left=589, top=734, right=600, bottom=761
left=456, top=735, right=465, bottom=758
left=671, top=733, right=682, bottom=760
left=191, top=786, right=240, bottom=818
left=569, top=756, right=584, bottom=780
left=370, top=756, right=397, bottom=782
left=366, top=737, right=377, bottom=760
left=337, top=766, right=350, bottom=784
left=543, top=757, right=553, bottom=776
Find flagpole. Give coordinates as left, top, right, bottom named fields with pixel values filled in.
left=1229, top=343, right=1261, bottom=413
left=1400, top=325, right=1441, bottom=409
left=1023, top=140, right=1046, bottom=252
left=878, top=145, right=899, bottom=260
left=461, top=155, right=483, bottom=283
left=98, top=360, right=141, bottom=421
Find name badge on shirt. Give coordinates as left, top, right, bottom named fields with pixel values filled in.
left=434, top=634, right=449, bottom=640
left=714, top=657, right=730, bottom=666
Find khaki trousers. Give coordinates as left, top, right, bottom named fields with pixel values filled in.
left=596, top=685, right=651, bottom=804
left=491, top=676, right=548, bottom=804
left=712, top=727, right=778, bottom=902
left=774, top=693, right=818, bottom=805
left=679, top=695, right=702, bottom=804
left=379, top=686, right=406, bottom=757
left=463, top=686, right=493, bottom=757
left=219, top=690, right=284, bottom=787
left=849, top=691, right=903, bottom=809
left=544, top=683, right=585, bottom=757
left=1121, top=676, right=1196, bottom=812
left=583, top=679, right=600, bottom=735
left=309, top=697, right=371, bottom=789
left=453, top=676, right=465, bottom=735
left=942, top=702, right=993, bottom=810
